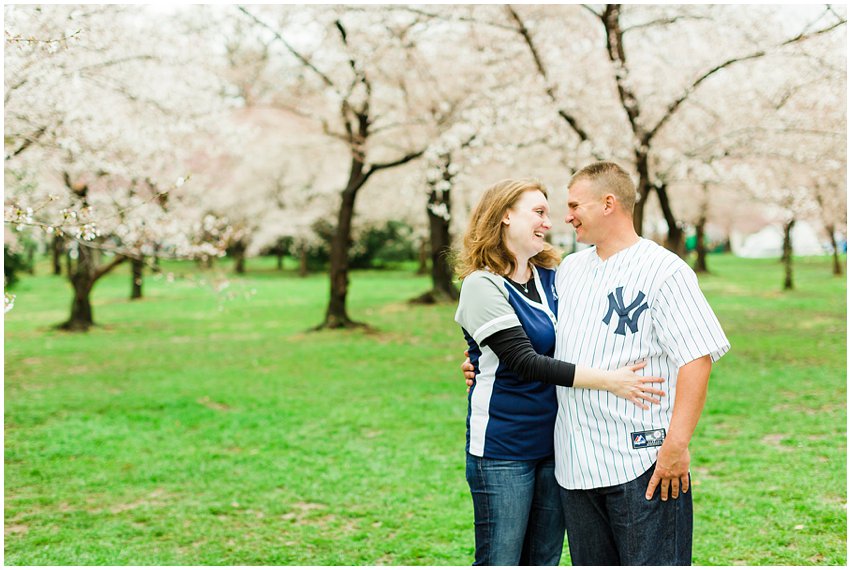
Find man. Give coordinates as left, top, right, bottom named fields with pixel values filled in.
left=462, top=161, right=730, bottom=565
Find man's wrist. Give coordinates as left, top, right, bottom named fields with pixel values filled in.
left=662, top=434, right=689, bottom=453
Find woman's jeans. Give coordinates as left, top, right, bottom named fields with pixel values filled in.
left=466, top=453, right=565, bottom=566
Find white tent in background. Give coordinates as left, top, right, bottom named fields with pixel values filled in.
left=731, top=221, right=827, bottom=258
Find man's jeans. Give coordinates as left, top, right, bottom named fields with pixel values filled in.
left=466, top=454, right=565, bottom=566
left=559, top=463, right=693, bottom=565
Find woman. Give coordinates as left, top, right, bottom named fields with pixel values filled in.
left=454, top=179, right=664, bottom=566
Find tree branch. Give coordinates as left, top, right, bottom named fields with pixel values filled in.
left=392, top=6, right=517, bottom=32
left=601, top=4, right=648, bottom=142
left=237, top=6, right=338, bottom=92
left=647, top=18, right=847, bottom=141
left=366, top=148, right=427, bottom=179
left=505, top=5, right=598, bottom=151
left=622, top=14, right=710, bottom=34
left=93, top=254, right=128, bottom=281
left=4, top=125, right=47, bottom=161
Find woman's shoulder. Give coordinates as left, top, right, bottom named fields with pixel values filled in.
left=463, top=268, right=499, bottom=282
left=460, top=269, right=507, bottom=297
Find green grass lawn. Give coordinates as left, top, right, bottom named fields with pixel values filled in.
left=4, top=253, right=846, bottom=565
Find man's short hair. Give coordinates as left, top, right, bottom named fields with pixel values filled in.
left=569, top=161, right=637, bottom=215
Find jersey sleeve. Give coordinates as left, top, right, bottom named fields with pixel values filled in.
left=483, top=326, right=576, bottom=387
left=455, top=271, right=521, bottom=345
left=652, top=265, right=731, bottom=367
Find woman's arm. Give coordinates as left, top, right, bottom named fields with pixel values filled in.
left=483, top=326, right=665, bottom=409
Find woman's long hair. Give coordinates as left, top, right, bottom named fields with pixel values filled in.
left=455, top=179, right=562, bottom=280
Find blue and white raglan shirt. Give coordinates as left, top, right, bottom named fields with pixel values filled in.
left=455, top=265, right=560, bottom=460
left=553, top=238, right=730, bottom=489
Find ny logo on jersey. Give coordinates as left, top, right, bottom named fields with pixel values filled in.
left=602, top=286, right=649, bottom=335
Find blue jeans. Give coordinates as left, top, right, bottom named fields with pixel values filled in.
left=559, top=463, right=693, bottom=565
left=466, top=454, right=565, bottom=566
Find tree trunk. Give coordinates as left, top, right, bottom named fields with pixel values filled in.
left=656, top=183, right=685, bottom=257
left=322, top=184, right=361, bottom=329
left=429, top=209, right=459, bottom=300
left=52, top=235, right=63, bottom=275
left=131, top=257, right=144, bottom=300
left=152, top=243, right=160, bottom=272
left=417, top=238, right=429, bottom=276
left=60, top=245, right=97, bottom=331
left=825, top=223, right=843, bottom=276
left=411, top=223, right=459, bottom=303
left=64, top=281, right=95, bottom=331
left=59, top=244, right=128, bottom=331
left=693, top=214, right=709, bottom=274
left=26, top=244, right=35, bottom=275
left=276, top=251, right=284, bottom=271
left=412, top=152, right=462, bottom=303
left=232, top=241, right=247, bottom=274
left=782, top=218, right=795, bottom=291
left=633, top=152, right=651, bottom=235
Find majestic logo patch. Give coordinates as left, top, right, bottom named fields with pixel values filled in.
left=603, top=286, right=649, bottom=335
left=631, top=429, right=666, bottom=449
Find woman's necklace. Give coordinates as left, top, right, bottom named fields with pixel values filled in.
left=510, top=271, right=533, bottom=294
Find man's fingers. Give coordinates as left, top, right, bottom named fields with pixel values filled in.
left=681, top=474, right=690, bottom=494
left=670, top=478, right=680, bottom=499
left=645, top=473, right=660, bottom=500
left=629, top=361, right=647, bottom=371
left=660, top=478, right=670, bottom=501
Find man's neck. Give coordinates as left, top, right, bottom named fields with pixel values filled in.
left=595, top=229, right=640, bottom=261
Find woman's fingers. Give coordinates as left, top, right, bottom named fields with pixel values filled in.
left=631, top=396, right=650, bottom=410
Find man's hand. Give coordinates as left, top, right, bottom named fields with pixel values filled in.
left=645, top=444, right=690, bottom=501
left=462, top=350, right=476, bottom=392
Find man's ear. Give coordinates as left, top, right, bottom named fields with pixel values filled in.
left=603, top=194, right=616, bottom=214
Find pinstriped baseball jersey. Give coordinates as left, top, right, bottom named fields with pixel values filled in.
left=455, top=266, right=560, bottom=460
left=553, top=238, right=730, bottom=489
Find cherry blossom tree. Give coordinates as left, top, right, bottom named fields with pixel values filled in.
left=237, top=5, right=459, bottom=328
left=4, top=5, right=232, bottom=328
left=502, top=4, right=846, bottom=253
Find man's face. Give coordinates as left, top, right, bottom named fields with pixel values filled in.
left=565, top=179, right=606, bottom=245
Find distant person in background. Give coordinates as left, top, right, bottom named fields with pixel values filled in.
left=463, top=163, right=730, bottom=565
left=454, top=178, right=666, bottom=566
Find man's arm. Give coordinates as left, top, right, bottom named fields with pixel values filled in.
left=645, top=354, right=712, bottom=501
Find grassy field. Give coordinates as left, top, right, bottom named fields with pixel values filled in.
left=4, top=253, right=847, bottom=565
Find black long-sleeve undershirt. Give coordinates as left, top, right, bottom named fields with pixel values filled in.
left=481, top=326, right=576, bottom=387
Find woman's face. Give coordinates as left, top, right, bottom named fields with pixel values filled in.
left=502, top=190, right=552, bottom=261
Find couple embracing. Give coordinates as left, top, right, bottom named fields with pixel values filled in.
left=454, top=162, right=730, bottom=566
